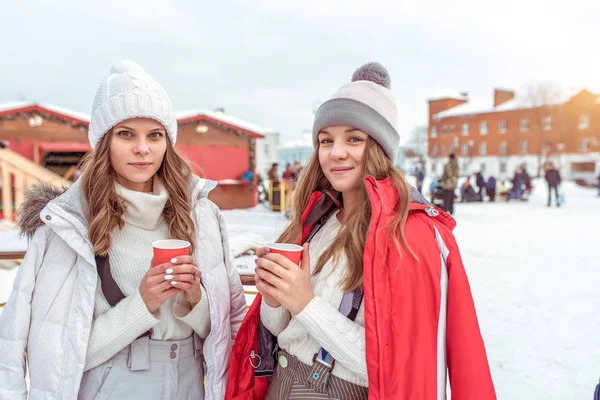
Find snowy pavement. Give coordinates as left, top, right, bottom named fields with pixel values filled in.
left=450, top=181, right=600, bottom=400
left=1, top=180, right=599, bottom=399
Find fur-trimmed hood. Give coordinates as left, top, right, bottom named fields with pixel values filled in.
left=17, top=184, right=73, bottom=239
left=17, top=175, right=217, bottom=239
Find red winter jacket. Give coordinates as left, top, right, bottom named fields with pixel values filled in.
left=226, top=176, right=496, bottom=400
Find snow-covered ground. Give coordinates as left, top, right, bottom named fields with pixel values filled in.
left=1, top=180, right=599, bottom=399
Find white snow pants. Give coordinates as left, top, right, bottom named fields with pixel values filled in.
left=78, top=335, right=204, bottom=400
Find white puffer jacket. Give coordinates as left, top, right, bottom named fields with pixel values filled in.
left=0, top=177, right=247, bottom=400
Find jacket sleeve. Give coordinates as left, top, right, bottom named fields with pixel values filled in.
left=441, top=228, right=497, bottom=400
left=0, top=227, right=49, bottom=400
left=213, top=203, right=247, bottom=341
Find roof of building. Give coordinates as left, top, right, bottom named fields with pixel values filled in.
left=434, top=98, right=521, bottom=119
left=176, top=109, right=271, bottom=138
left=434, top=88, right=600, bottom=120
left=0, top=101, right=91, bottom=125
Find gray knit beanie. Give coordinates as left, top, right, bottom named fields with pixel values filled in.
left=312, top=62, right=399, bottom=162
left=88, top=60, right=177, bottom=149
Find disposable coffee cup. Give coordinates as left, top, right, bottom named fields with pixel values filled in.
left=266, top=243, right=303, bottom=265
left=152, top=240, right=191, bottom=265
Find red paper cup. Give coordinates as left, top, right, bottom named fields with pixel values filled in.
left=266, top=243, right=303, bottom=265
left=152, top=240, right=191, bottom=266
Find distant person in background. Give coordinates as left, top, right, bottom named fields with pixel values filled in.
left=460, top=177, right=479, bottom=202
left=475, top=171, right=486, bottom=197
left=497, top=179, right=512, bottom=201
left=522, top=165, right=532, bottom=194
left=292, top=161, right=303, bottom=182
left=0, top=140, right=9, bottom=149
left=416, top=167, right=425, bottom=194
left=282, top=163, right=295, bottom=181
left=440, top=153, right=459, bottom=215
left=268, top=163, right=280, bottom=186
left=597, top=173, right=600, bottom=196
left=429, top=176, right=440, bottom=202
left=486, top=175, right=497, bottom=202
left=544, top=162, right=562, bottom=207
left=512, top=167, right=525, bottom=199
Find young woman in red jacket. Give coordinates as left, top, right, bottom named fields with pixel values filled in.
left=228, top=62, right=497, bottom=400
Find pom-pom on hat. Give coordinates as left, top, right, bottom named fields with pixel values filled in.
left=88, top=60, right=177, bottom=149
left=312, top=62, right=400, bottom=162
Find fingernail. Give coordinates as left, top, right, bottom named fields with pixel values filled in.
left=165, top=275, right=173, bottom=280
left=165, top=268, right=173, bottom=274
left=171, top=258, right=178, bottom=264
left=254, top=258, right=258, bottom=264
left=264, top=247, right=270, bottom=253
left=171, top=281, right=178, bottom=285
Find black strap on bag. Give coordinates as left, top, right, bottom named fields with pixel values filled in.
left=95, top=254, right=152, bottom=338
left=95, top=255, right=126, bottom=307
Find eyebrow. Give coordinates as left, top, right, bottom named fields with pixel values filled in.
left=319, top=128, right=360, bottom=135
left=114, top=125, right=165, bottom=132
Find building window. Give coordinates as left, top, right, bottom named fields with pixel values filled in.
left=462, top=123, right=469, bottom=136
left=500, top=162, right=507, bottom=173
left=480, top=142, right=487, bottom=155
left=462, top=143, right=469, bottom=156
left=441, top=144, right=447, bottom=156
left=521, top=140, right=528, bottom=153
left=581, top=139, right=589, bottom=152
left=480, top=121, right=488, bottom=135
left=442, top=125, right=447, bottom=135
left=265, top=144, right=270, bottom=156
left=520, top=118, right=529, bottom=132
left=500, top=120, right=507, bottom=133
left=499, top=141, right=507, bottom=154
left=543, top=116, right=552, bottom=131
left=579, top=116, right=590, bottom=130
left=431, top=163, right=437, bottom=173
left=431, top=127, right=438, bottom=138
left=480, top=163, right=486, bottom=172
left=431, top=144, right=438, bottom=157
left=450, top=125, right=455, bottom=134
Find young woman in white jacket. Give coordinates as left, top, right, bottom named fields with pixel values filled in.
left=0, top=60, right=246, bottom=400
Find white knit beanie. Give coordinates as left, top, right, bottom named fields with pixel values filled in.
left=88, top=60, right=177, bottom=149
left=312, top=62, right=400, bottom=162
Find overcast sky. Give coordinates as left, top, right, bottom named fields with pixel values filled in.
left=1, top=0, right=599, bottom=143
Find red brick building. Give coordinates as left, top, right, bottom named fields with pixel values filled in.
left=0, top=102, right=267, bottom=209
left=427, top=89, right=600, bottom=183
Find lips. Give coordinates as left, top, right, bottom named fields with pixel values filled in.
left=129, top=162, right=152, bottom=169
left=331, top=167, right=353, bottom=174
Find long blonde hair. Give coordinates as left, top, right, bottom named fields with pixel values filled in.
left=277, top=138, right=414, bottom=292
left=80, top=132, right=196, bottom=256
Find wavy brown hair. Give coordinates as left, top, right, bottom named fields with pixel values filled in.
left=278, top=138, right=414, bottom=292
left=80, top=132, right=195, bottom=256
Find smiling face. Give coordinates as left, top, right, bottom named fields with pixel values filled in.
left=109, top=118, right=168, bottom=192
left=317, top=125, right=368, bottom=196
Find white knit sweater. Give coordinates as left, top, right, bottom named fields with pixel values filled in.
left=84, top=178, right=211, bottom=371
left=260, top=212, right=367, bottom=387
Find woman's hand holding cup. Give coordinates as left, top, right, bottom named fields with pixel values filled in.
left=255, top=243, right=313, bottom=314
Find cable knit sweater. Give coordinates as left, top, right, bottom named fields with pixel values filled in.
left=84, top=178, right=211, bottom=371
left=260, top=212, right=367, bottom=387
